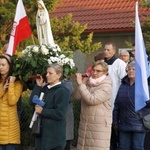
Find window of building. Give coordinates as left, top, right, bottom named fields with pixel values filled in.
left=118, top=48, right=132, bottom=55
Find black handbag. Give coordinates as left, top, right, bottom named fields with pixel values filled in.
left=138, top=105, right=150, bottom=130
left=32, top=115, right=41, bottom=136
left=141, top=114, right=150, bottom=130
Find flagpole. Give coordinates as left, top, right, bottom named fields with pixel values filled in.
left=6, top=0, right=32, bottom=55
left=31, top=34, right=35, bottom=45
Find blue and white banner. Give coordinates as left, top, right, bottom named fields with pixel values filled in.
left=135, top=2, right=150, bottom=111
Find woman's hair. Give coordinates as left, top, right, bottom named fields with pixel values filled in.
left=94, top=52, right=105, bottom=62
left=0, top=54, right=13, bottom=83
left=92, top=60, right=108, bottom=73
left=105, top=42, right=116, bottom=51
left=127, top=61, right=135, bottom=68
left=47, top=63, right=63, bottom=80
left=132, top=43, right=135, bottom=47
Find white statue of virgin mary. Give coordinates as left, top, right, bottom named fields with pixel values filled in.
left=36, top=0, right=55, bottom=46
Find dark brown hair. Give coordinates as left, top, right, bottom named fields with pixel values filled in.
left=105, top=42, right=116, bottom=51
left=94, top=52, right=105, bottom=62
left=0, top=54, right=13, bottom=84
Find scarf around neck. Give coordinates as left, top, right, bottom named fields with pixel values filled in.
left=88, top=75, right=107, bottom=86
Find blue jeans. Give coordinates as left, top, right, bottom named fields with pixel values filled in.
left=0, top=144, right=18, bottom=150
left=119, top=131, right=146, bottom=150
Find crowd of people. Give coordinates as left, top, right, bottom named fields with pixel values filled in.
left=0, top=42, right=150, bottom=150
left=0, top=0, right=149, bottom=150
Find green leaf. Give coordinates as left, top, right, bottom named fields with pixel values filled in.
left=31, top=60, right=37, bottom=67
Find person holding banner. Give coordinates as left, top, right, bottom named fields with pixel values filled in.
left=113, top=62, right=147, bottom=150
left=0, top=54, right=23, bottom=150
left=30, top=63, right=70, bottom=150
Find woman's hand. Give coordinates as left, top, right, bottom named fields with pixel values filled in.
left=35, top=105, right=43, bottom=114
left=3, top=78, right=9, bottom=91
left=9, top=76, right=16, bottom=83
left=36, top=74, right=44, bottom=86
left=76, top=73, right=88, bottom=85
left=3, top=76, right=16, bottom=91
left=113, top=124, right=118, bottom=130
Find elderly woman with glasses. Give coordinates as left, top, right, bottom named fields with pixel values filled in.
left=113, top=62, right=148, bottom=150
left=73, top=60, right=112, bottom=150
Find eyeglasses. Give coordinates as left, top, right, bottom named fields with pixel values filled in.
left=120, top=55, right=129, bottom=57
left=92, top=69, right=104, bottom=73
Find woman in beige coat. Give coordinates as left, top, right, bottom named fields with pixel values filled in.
left=73, top=61, right=112, bottom=150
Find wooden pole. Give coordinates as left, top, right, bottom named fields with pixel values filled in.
left=31, top=34, right=35, bottom=45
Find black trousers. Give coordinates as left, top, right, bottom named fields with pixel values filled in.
left=110, top=126, right=119, bottom=150
left=64, top=140, right=71, bottom=150
left=144, top=131, right=150, bottom=150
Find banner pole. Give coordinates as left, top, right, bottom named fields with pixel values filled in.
left=31, top=34, right=35, bottom=45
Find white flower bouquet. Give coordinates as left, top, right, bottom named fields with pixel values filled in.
left=12, top=44, right=77, bottom=90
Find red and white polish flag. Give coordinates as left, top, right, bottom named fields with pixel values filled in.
left=7, top=0, right=32, bottom=55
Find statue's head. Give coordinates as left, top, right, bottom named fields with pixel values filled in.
left=37, top=0, right=45, bottom=9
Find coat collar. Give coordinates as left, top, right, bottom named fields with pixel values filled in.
left=104, top=55, right=117, bottom=65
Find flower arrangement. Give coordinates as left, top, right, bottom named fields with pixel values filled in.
left=12, top=44, right=77, bottom=90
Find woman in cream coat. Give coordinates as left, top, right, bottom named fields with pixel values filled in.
left=73, top=61, right=112, bottom=150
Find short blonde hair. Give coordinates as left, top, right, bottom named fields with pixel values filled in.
left=47, top=63, right=63, bottom=80
left=92, top=61, right=108, bottom=73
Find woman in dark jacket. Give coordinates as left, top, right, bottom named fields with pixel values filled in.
left=62, top=79, right=74, bottom=150
left=113, top=62, right=147, bottom=150
left=30, top=63, right=70, bottom=150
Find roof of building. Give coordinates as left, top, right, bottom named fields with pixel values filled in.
left=50, top=0, right=150, bottom=33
